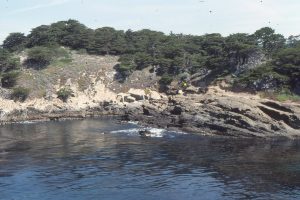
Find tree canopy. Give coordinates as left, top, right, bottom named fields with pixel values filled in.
left=2, top=32, right=27, bottom=52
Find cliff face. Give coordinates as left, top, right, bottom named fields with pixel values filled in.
left=0, top=52, right=299, bottom=138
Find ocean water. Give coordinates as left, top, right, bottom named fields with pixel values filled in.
left=0, top=118, right=300, bottom=200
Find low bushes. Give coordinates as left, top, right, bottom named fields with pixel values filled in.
left=56, top=87, right=74, bottom=102
left=11, top=87, right=30, bottom=102
left=1, top=71, right=20, bottom=88
left=26, top=46, right=71, bottom=69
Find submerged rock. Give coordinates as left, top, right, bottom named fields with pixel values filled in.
left=138, top=129, right=152, bottom=137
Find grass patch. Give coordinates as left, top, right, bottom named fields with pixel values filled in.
left=57, top=57, right=73, bottom=64
left=52, top=58, right=73, bottom=67
left=260, top=90, right=300, bottom=102
left=276, top=93, right=300, bottom=102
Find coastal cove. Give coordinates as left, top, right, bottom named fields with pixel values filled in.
left=2, top=2, right=300, bottom=199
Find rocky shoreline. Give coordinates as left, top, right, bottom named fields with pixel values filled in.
left=1, top=87, right=300, bottom=139
left=123, top=96, right=300, bottom=138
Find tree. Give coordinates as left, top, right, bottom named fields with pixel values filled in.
left=54, top=19, right=93, bottom=49
left=273, top=47, right=300, bottom=93
left=161, top=36, right=184, bottom=59
left=138, top=29, right=166, bottom=56
left=184, top=35, right=204, bottom=54
left=124, top=29, right=137, bottom=54
left=88, top=27, right=126, bottom=55
left=2, top=32, right=27, bottom=52
left=27, top=25, right=53, bottom=47
left=225, top=33, right=258, bottom=64
left=275, top=47, right=300, bottom=66
left=287, top=35, right=300, bottom=48
left=134, top=52, right=153, bottom=70
left=253, top=27, right=285, bottom=57
left=201, top=34, right=225, bottom=55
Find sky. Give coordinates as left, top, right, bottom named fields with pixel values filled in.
left=0, top=0, right=300, bottom=43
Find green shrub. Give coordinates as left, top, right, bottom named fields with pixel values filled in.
left=27, top=46, right=54, bottom=65
left=26, top=46, right=71, bottom=69
left=11, top=87, right=30, bottom=102
left=0, top=49, right=20, bottom=72
left=114, top=63, right=135, bottom=81
left=57, top=87, right=74, bottom=102
left=159, top=74, right=173, bottom=85
left=1, top=71, right=19, bottom=88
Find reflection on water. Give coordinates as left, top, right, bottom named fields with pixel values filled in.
left=1, top=119, right=300, bottom=200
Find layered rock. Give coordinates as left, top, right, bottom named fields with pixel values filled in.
left=124, top=89, right=300, bottom=138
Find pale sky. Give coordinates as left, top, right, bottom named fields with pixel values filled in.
left=0, top=0, right=300, bottom=43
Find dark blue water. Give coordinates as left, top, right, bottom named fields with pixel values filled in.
left=1, top=119, right=300, bottom=200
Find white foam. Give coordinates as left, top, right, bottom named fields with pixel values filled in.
left=110, top=127, right=166, bottom=138
left=110, top=127, right=188, bottom=138
left=17, top=121, right=37, bottom=124
left=110, top=128, right=140, bottom=135
left=144, top=128, right=165, bottom=138
left=127, top=121, right=139, bottom=125
left=170, top=130, right=188, bottom=135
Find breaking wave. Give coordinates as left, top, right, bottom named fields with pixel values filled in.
left=110, top=127, right=186, bottom=138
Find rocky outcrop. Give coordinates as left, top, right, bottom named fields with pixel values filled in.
left=128, top=88, right=147, bottom=100
left=117, top=89, right=164, bottom=103
left=124, top=91, right=300, bottom=138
